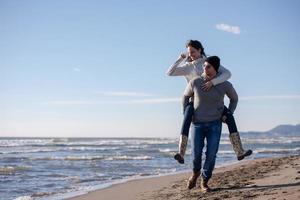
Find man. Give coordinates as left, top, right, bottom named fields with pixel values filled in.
left=166, top=40, right=251, bottom=165
left=183, top=56, right=238, bottom=192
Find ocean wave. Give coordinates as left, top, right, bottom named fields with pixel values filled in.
left=0, top=138, right=175, bottom=148
left=0, top=148, right=56, bottom=154
left=75, top=178, right=104, bottom=184
left=139, top=140, right=177, bottom=145
left=32, top=155, right=105, bottom=161
left=0, top=165, right=32, bottom=175
left=0, top=139, right=54, bottom=147
left=51, top=138, right=69, bottom=143
left=65, top=156, right=105, bottom=161
left=154, top=168, right=177, bottom=175
left=159, top=148, right=184, bottom=156
left=2, top=137, right=299, bottom=149
left=0, top=146, right=122, bottom=155
left=49, top=141, right=128, bottom=147
left=158, top=148, right=177, bottom=153
left=219, top=141, right=231, bottom=145
left=31, top=155, right=153, bottom=161
left=242, top=137, right=300, bottom=144
left=14, top=196, right=33, bottom=200
left=3, top=154, right=154, bottom=162
left=125, top=145, right=149, bottom=149
left=91, top=138, right=177, bottom=146
left=31, top=191, right=56, bottom=198
left=0, top=138, right=118, bottom=147
left=67, top=146, right=121, bottom=151
left=255, top=147, right=300, bottom=154
left=43, top=173, right=69, bottom=178
left=218, top=150, right=235, bottom=154
left=56, top=139, right=163, bottom=147
left=105, top=155, right=153, bottom=161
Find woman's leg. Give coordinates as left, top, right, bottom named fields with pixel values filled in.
left=174, top=101, right=194, bottom=164
left=222, top=106, right=252, bottom=160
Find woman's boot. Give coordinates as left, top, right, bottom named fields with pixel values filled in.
left=174, top=135, right=188, bottom=164
left=229, top=132, right=252, bottom=161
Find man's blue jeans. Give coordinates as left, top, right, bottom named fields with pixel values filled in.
left=181, top=103, right=237, bottom=137
left=191, top=120, right=222, bottom=181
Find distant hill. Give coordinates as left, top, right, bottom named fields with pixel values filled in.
left=268, top=124, right=300, bottom=135
left=241, top=123, right=300, bottom=138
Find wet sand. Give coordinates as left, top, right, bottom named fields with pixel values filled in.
left=69, top=155, right=300, bottom=200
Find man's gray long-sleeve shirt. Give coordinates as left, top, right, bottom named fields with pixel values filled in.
left=183, top=76, right=238, bottom=123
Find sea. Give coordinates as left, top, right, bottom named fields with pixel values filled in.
left=1, top=134, right=300, bottom=200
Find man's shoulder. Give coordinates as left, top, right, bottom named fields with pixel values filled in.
left=190, top=76, right=204, bottom=85
left=217, top=81, right=233, bottom=89
left=223, top=81, right=233, bottom=86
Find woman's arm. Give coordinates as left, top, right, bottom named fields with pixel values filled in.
left=210, top=64, right=232, bottom=86
left=166, top=56, right=194, bottom=77
left=225, top=83, right=238, bottom=114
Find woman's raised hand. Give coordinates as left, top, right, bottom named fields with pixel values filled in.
left=180, top=53, right=187, bottom=59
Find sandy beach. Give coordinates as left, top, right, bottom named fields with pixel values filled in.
left=68, top=155, right=300, bottom=200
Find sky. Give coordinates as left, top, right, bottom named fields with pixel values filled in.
left=1, top=0, right=300, bottom=138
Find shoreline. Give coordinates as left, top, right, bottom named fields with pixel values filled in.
left=57, top=158, right=242, bottom=200
left=51, top=170, right=191, bottom=200
left=67, top=155, right=300, bottom=200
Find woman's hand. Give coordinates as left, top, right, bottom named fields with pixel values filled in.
left=222, top=115, right=227, bottom=122
left=201, top=81, right=213, bottom=91
left=180, top=53, right=187, bottom=59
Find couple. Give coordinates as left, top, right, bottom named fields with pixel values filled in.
left=166, top=40, right=252, bottom=192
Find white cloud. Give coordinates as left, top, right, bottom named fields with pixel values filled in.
left=96, top=91, right=154, bottom=97
left=42, top=95, right=300, bottom=106
left=240, top=95, right=300, bottom=101
left=73, top=68, right=81, bottom=72
left=215, top=23, right=241, bottom=34
left=42, top=91, right=180, bottom=106
left=41, top=97, right=180, bottom=105
left=128, top=97, right=180, bottom=104
left=41, top=100, right=105, bottom=105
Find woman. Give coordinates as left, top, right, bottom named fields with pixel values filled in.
left=166, top=40, right=252, bottom=164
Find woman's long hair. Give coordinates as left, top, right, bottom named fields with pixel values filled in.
left=185, top=40, right=206, bottom=62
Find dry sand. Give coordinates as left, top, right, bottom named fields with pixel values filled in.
left=69, top=155, right=300, bottom=200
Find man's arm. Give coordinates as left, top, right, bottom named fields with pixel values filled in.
left=210, top=64, right=232, bottom=86
left=225, top=82, right=238, bottom=114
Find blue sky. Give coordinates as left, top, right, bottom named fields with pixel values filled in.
left=1, top=0, right=299, bottom=137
